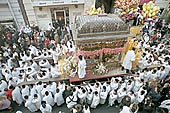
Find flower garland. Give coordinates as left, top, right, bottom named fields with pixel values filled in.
left=78, top=48, right=123, bottom=57
left=94, top=62, right=108, bottom=75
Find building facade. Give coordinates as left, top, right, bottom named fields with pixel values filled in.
left=22, top=0, right=95, bottom=30
left=0, top=0, right=25, bottom=29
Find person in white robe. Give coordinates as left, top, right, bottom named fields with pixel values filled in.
left=30, top=84, right=37, bottom=97
left=136, top=90, right=145, bottom=104
left=103, top=82, right=111, bottom=93
left=0, top=80, right=7, bottom=96
left=50, top=63, right=62, bottom=78
left=100, top=86, right=108, bottom=104
left=122, top=48, right=136, bottom=72
left=128, top=91, right=136, bottom=103
left=159, top=99, right=170, bottom=113
left=17, top=75, right=25, bottom=85
left=26, top=67, right=37, bottom=79
left=41, top=85, right=49, bottom=97
left=126, top=80, right=134, bottom=93
left=78, top=88, right=87, bottom=104
left=78, top=55, right=86, bottom=79
left=25, top=95, right=38, bottom=112
left=4, top=70, right=12, bottom=81
left=54, top=88, right=64, bottom=106
left=83, top=105, right=91, bottom=113
left=39, top=59, right=51, bottom=68
left=29, top=60, right=39, bottom=71
left=48, top=81, right=57, bottom=95
left=108, top=90, right=117, bottom=107
left=21, top=85, right=30, bottom=100
left=133, top=79, right=143, bottom=92
left=12, top=86, right=23, bottom=105
left=120, top=106, right=131, bottom=113
left=58, top=81, right=65, bottom=93
left=66, top=93, right=77, bottom=109
left=110, top=78, right=119, bottom=90
left=86, top=89, right=93, bottom=105
left=11, top=67, right=20, bottom=77
left=117, top=88, right=127, bottom=103
left=43, top=91, right=55, bottom=106
left=8, top=77, right=17, bottom=88
left=40, top=101, right=52, bottom=113
left=35, top=81, right=43, bottom=98
left=52, top=47, right=60, bottom=64
left=32, top=94, right=41, bottom=109
left=91, top=91, right=100, bottom=108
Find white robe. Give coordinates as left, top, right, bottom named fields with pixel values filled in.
left=83, top=106, right=91, bottom=113
left=21, top=86, right=30, bottom=99
left=40, top=104, right=52, bottom=113
left=43, top=92, right=55, bottom=106
left=122, top=50, right=135, bottom=70
left=120, top=106, right=131, bottom=113
left=0, top=80, right=7, bottom=95
left=66, top=95, right=77, bottom=109
left=117, top=89, right=126, bottom=103
left=49, top=82, right=57, bottom=95
left=50, top=65, right=62, bottom=78
left=87, top=92, right=93, bottom=105
left=32, top=94, right=41, bottom=109
left=25, top=97, right=38, bottom=112
left=12, top=87, right=23, bottom=105
left=91, top=94, right=100, bottom=108
left=109, top=90, right=117, bottom=106
left=54, top=91, right=64, bottom=106
left=78, top=58, right=86, bottom=79
left=78, top=91, right=87, bottom=104
left=100, top=91, right=108, bottom=104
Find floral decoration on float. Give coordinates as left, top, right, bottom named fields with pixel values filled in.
left=93, top=62, right=108, bottom=75
left=141, top=1, right=160, bottom=21
left=85, top=5, right=103, bottom=15
left=114, top=0, right=160, bottom=24
left=78, top=48, right=123, bottom=58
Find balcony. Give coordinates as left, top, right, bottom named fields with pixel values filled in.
left=32, top=0, right=84, bottom=7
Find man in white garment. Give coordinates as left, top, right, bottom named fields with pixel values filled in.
left=32, top=94, right=42, bottom=110
left=108, top=90, right=117, bottom=107
left=29, top=60, right=39, bottom=71
left=35, top=81, right=43, bottom=98
left=66, top=93, right=77, bottom=109
left=91, top=91, right=100, bottom=108
left=117, top=88, right=127, bottom=103
left=100, top=86, right=108, bottom=104
left=78, top=88, right=87, bottom=104
left=78, top=55, right=86, bottom=79
left=40, top=101, right=52, bottom=113
left=21, top=85, right=30, bottom=100
left=120, top=106, right=131, bottom=113
left=52, top=47, right=60, bottom=64
left=86, top=89, right=93, bottom=105
left=0, top=80, right=7, bottom=96
left=43, top=91, right=55, bottom=106
left=48, top=81, right=57, bottom=96
left=122, top=48, right=136, bottom=73
left=12, top=86, right=23, bottom=105
left=39, top=59, right=51, bottom=68
left=54, top=88, right=64, bottom=106
left=83, top=105, right=91, bottom=113
left=25, top=95, right=38, bottom=112
left=50, top=63, right=62, bottom=78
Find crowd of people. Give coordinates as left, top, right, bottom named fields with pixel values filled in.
left=0, top=13, right=169, bottom=113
